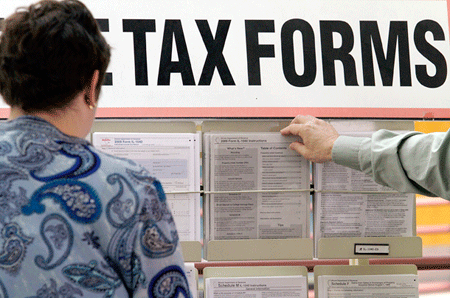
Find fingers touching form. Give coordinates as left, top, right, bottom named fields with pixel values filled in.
left=280, top=115, right=339, bottom=163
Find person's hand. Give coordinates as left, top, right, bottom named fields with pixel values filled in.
left=280, top=115, right=339, bottom=163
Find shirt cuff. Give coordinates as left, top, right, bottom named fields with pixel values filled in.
left=331, top=135, right=367, bottom=171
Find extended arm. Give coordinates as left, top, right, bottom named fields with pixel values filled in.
left=333, top=129, right=450, bottom=199
left=281, top=115, right=450, bottom=200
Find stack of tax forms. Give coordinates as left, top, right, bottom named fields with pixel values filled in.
left=313, top=131, right=415, bottom=256
left=93, top=132, right=201, bottom=241
left=317, top=274, right=418, bottom=298
left=205, top=276, right=308, bottom=298
left=203, top=132, right=311, bottom=245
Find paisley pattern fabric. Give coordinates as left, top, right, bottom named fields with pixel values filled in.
left=0, top=222, right=33, bottom=274
left=0, top=116, right=190, bottom=298
left=148, top=266, right=190, bottom=298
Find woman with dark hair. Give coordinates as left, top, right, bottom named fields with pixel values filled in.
left=0, top=1, right=190, bottom=297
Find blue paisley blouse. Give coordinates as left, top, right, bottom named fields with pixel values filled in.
left=0, top=116, right=191, bottom=298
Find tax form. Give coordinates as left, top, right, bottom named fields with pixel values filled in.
left=92, top=132, right=201, bottom=241
left=313, top=131, right=415, bottom=256
left=318, top=274, right=419, bottom=298
left=204, top=132, right=310, bottom=242
left=205, top=276, right=308, bottom=298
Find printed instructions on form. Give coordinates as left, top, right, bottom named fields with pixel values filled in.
left=206, top=276, right=308, bottom=298
left=313, top=131, right=415, bottom=255
left=93, top=132, right=201, bottom=241
left=204, top=132, right=310, bottom=241
left=318, top=274, right=418, bottom=298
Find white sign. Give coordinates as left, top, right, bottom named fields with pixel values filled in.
left=1, top=0, right=450, bottom=117
left=354, top=244, right=390, bottom=255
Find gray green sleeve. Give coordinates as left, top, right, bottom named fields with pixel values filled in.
left=331, top=129, right=450, bottom=200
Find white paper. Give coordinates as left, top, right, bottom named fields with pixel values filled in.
left=92, top=132, right=201, bottom=241
left=184, top=263, right=198, bottom=298
left=204, top=132, right=310, bottom=241
left=203, top=133, right=212, bottom=248
left=318, top=274, right=419, bottom=298
left=313, top=131, right=415, bottom=256
left=205, top=276, right=308, bottom=298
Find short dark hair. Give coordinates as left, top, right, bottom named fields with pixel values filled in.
left=0, top=0, right=111, bottom=112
